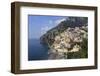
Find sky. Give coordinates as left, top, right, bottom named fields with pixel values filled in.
left=28, top=15, right=68, bottom=39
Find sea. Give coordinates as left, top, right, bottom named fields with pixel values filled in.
left=28, top=39, right=49, bottom=61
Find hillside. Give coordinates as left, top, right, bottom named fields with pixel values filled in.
left=40, top=17, right=88, bottom=59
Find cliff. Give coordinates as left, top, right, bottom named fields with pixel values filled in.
left=40, top=17, right=88, bottom=59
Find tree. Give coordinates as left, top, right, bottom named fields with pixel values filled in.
left=67, top=38, right=88, bottom=59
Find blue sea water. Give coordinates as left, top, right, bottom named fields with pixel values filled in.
left=28, top=39, right=49, bottom=61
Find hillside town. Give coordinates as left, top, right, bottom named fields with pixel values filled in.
left=40, top=17, right=88, bottom=59
left=48, top=26, right=88, bottom=59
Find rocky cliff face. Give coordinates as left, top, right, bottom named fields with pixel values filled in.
left=40, top=17, right=88, bottom=59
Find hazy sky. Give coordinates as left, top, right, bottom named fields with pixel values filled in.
left=28, top=15, right=68, bottom=39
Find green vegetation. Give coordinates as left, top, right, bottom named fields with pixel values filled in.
left=67, top=38, right=88, bottom=59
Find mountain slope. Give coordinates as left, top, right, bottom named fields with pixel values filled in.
left=40, top=17, right=88, bottom=59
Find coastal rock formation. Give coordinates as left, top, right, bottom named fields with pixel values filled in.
left=40, top=17, right=88, bottom=59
